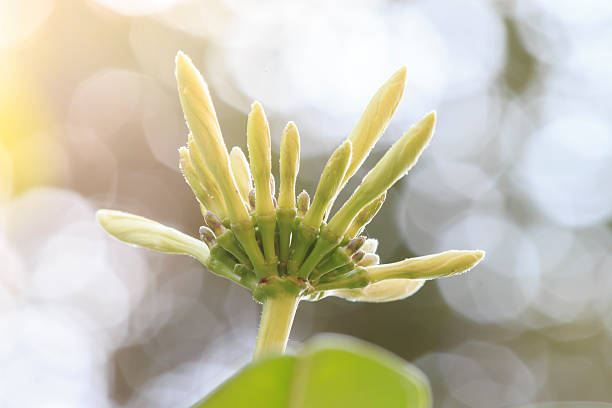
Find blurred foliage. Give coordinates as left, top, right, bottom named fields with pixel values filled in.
left=195, top=335, right=431, bottom=408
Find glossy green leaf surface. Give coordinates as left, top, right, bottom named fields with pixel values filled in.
left=512, top=404, right=612, bottom=408
left=193, top=335, right=431, bottom=408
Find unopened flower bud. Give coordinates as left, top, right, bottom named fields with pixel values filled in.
left=278, top=122, right=300, bottom=210
left=345, top=236, right=366, bottom=254
left=297, top=190, right=310, bottom=217
left=302, top=140, right=352, bottom=229
left=351, top=250, right=365, bottom=263
left=204, top=211, right=226, bottom=236
left=327, top=112, right=436, bottom=237
left=199, top=226, right=216, bottom=246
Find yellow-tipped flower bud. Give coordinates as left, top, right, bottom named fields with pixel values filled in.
left=327, top=112, right=436, bottom=237
left=178, top=146, right=213, bottom=211
left=247, top=101, right=275, bottom=217
left=96, top=209, right=209, bottom=265
left=344, top=67, right=407, bottom=186
left=175, top=51, right=249, bottom=223
left=278, top=122, right=300, bottom=210
left=302, top=140, right=352, bottom=229
left=187, top=135, right=228, bottom=218
left=229, top=146, right=253, bottom=203
left=366, top=250, right=485, bottom=283
left=345, top=192, right=386, bottom=239
left=323, top=67, right=407, bottom=217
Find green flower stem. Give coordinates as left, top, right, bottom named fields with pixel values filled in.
left=253, top=293, right=299, bottom=360
left=286, top=222, right=317, bottom=275
left=231, top=220, right=274, bottom=278
left=215, top=230, right=252, bottom=268
left=313, top=267, right=369, bottom=292
left=308, top=248, right=351, bottom=282
left=206, top=247, right=255, bottom=290
left=277, top=208, right=296, bottom=273
left=234, top=264, right=258, bottom=290
left=317, top=263, right=355, bottom=284
left=256, top=213, right=278, bottom=267
left=297, top=228, right=342, bottom=280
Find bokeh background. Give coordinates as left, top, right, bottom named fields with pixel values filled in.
left=1, top=0, right=612, bottom=406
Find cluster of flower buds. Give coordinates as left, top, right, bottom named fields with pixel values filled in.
left=97, top=52, right=484, bottom=304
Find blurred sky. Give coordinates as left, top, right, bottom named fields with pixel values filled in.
left=1, top=0, right=611, bottom=407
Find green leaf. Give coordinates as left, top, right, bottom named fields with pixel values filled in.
left=192, top=335, right=431, bottom=408
left=510, top=404, right=612, bottom=408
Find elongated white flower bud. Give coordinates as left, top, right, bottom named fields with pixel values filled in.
left=229, top=146, right=253, bottom=203
left=366, top=250, right=485, bottom=282
left=97, top=209, right=209, bottom=264
left=302, top=140, right=352, bottom=229
left=247, top=101, right=275, bottom=218
left=278, top=122, right=300, bottom=210
left=175, top=51, right=249, bottom=224
left=327, top=112, right=435, bottom=237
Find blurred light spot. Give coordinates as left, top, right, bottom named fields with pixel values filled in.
left=0, top=0, right=55, bottom=53
left=89, top=0, right=183, bottom=16
left=141, top=81, right=188, bottom=170
left=0, top=142, right=12, bottom=202
left=153, top=0, right=232, bottom=40
left=416, top=341, right=536, bottom=407
left=0, top=64, right=67, bottom=196
left=0, top=306, right=111, bottom=407
left=516, top=112, right=612, bottom=227
left=398, top=160, right=504, bottom=255
left=436, top=215, right=540, bottom=323
left=69, top=69, right=146, bottom=136
left=204, top=0, right=504, bottom=155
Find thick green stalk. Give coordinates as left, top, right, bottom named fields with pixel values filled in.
left=253, top=294, right=299, bottom=360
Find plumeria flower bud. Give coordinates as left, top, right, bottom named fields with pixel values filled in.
left=97, top=210, right=209, bottom=265
left=345, top=192, right=386, bottom=239
left=204, top=211, right=226, bottom=236
left=324, top=67, right=407, bottom=216
left=178, top=146, right=213, bottom=213
left=199, top=226, right=216, bottom=247
left=176, top=52, right=249, bottom=225
left=327, top=112, right=436, bottom=238
left=302, top=140, right=352, bottom=230
left=247, top=101, right=275, bottom=217
left=366, top=250, right=485, bottom=283
left=186, top=136, right=228, bottom=218
left=351, top=250, right=365, bottom=264
left=229, top=146, right=253, bottom=204
left=296, top=190, right=310, bottom=217
left=345, top=236, right=366, bottom=254
left=278, top=122, right=300, bottom=210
